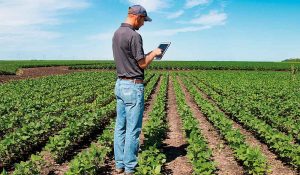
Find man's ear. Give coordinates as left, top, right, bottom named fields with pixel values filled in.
left=129, top=14, right=137, bottom=19
left=135, top=15, right=140, bottom=21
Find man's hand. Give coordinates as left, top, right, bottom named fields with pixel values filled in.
left=152, top=48, right=163, bottom=57
left=138, top=48, right=163, bottom=69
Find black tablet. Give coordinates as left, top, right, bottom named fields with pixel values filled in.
left=155, top=42, right=171, bottom=60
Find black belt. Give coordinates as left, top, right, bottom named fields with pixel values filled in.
left=119, top=77, right=144, bottom=84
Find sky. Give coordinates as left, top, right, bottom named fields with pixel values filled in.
left=0, top=0, right=300, bottom=61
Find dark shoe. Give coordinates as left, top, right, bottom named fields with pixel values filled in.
left=115, top=168, right=124, bottom=174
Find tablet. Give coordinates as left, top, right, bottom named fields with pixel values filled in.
left=155, top=42, right=171, bottom=60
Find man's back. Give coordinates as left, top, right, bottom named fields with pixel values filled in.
left=113, top=23, right=144, bottom=80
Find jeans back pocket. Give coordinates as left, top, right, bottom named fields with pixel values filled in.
left=121, top=87, right=137, bottom=106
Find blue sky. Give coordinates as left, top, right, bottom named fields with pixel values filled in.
left=0, top=0, right=300, bottom=61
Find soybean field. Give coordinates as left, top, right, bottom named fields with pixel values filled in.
left=0, top=63, right=299, bottom=175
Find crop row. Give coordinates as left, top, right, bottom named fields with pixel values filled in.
left=190, top=71, right=300, bottom=142
left=44, top=101, right=115, bottom=163
left=4, top=73, right=160, bottom=174
left=171, top=75, right=216, bottom=174
left=144, top=74, right=159, bottom=100
left=65, top=120, right=115, bottom=174
left=10, top=109, right=116, bottom=175
left=2, top=60, right=300, bottom=75
left=69, top=61, right=300, bottom=71
left=0, top=98, right=114, bottom=168
left=135, top=75, right=168, bottom=175
left=0, top=72, right=116, bottom=138
left=65, top=74, right=161, bottom=174
left=0, top=60, right=110, bottom=75
left=0, top=75, right=117, bottom=167
left=0, top=83, right=114, bottom=139
left=45, top=73, right=158, bottom=164
left=0, top=72, right=143, bottom=168
left=0, top=72, right=114, bottom=115
left=188, top=74, right=300, bottom=169
left=181, top=77, right=269, bottom=175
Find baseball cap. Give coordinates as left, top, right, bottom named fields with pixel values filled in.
left=128, top=5, right=152, bottom=22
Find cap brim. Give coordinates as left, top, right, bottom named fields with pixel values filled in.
left=145, top=16, right=152, bottom=22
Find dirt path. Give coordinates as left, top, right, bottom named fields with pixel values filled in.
left=0, top=66, right=81, bottom=83
left=41, top=151, right=68, bottom=175
left=100, top=76, right=162, bottom=175
left=162, top=76, right=193, bottom=175
left=194, top=82, right=298, bottom=175
left=178, top=76, right=245, bottom=175
left=233, top=123, right=298, bottom=175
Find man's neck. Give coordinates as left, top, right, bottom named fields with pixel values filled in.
left=125, top=18, right=135, bottom=27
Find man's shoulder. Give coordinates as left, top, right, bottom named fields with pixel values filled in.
left=131, top=31, right=141, bottom=39
left=116, top=28, right=141, bottom=39
left=115, top=27, right=137, bottom=37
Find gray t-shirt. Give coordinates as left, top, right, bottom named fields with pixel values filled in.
left=113, top=23, right=145, bottom=80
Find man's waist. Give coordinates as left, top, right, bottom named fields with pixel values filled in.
left=118, top=77, right=144, bottom=84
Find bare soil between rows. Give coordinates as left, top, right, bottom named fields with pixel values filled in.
left=0, top=66, right=115, bottom=84
left=190, top=77, right=298, bottom=175
left=0, top=66, right=78, bottom=83
left=162, top=76, right=193, bottom=175
left=177, top=76, right=245, bottom=175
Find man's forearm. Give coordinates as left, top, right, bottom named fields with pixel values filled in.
left=144, top=51, right=156, bottom=65
left=138, top=51, right=156, bottom=69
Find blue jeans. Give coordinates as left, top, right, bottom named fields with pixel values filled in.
left=114, top=78, right=144, bottom=173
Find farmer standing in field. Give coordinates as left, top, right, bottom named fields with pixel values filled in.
left=112, top=4, right=162, bottom=175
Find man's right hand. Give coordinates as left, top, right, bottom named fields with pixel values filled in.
left=152, top=48, right=163, bottom=57
left=138, top=48, right=163, bottom=69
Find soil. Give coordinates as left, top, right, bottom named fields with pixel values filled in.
left=177, top=76, right=245, bottom=175
left=40, top=151, right=66, bottom=175
left=0, top=66, right=81, bottom=83
left=234, top=123, right=298, bottom=175
left=162, top=76, right=193, bottom=175
left=195, top=83, right=298, bottom=175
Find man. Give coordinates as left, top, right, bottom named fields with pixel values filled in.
left=112, top=4, right=162, bottom=175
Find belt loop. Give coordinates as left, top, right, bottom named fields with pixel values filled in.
left=133, top=79, right=136, bottom=84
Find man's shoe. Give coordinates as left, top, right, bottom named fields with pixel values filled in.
left=115, top=168, right=124, bottom=174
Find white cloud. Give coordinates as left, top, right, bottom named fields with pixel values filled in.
left=0, top=27, right=61, bottom=42
left=167, top=10, right=184, bottom=19
left=190, top=11, right=227, bottom=26
left=0, top=0, right=90, bottom=27
left=152, top=25, right=211, bottom=36
left=0, top=0, right=90, bottom=47
left=219, top=0, right=229, bottom=10
left=149, top=10, right=227, bottom=36
left=127, top=0, right=170, bottom=12
left=185, top=0, right=211, bottom=9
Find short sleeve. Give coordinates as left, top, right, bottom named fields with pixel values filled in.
left=131, top=34, right=145, bottom=62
